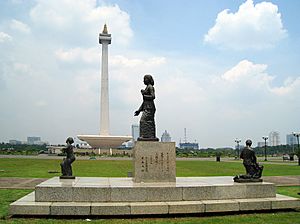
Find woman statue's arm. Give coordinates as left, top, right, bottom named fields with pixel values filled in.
left=142, top=85, right=155, bottom=100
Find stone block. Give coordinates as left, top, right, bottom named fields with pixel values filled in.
left=270, top=194, right=300, bottom=209
left=35, top=186, right=73, bottom=202
left=215, top=185, right=247, bottom=199
left=130, top=202, right=168, bottom=215
left=10, top=201, right=51, bottom=215
left=111, top=187, right=148, bottom=202
left=91, top=202, right=130, bottom=215
left=236, top=198, right=271, bottom=211
left=51, top=202, right=91, bottom=216
left=245, top=183, right=275, bottom=198
left=167, top=201, right=204, bottom=214
left=133, top=142, right=176, bottom=183
left=203, top=200, right=239, bottom=213
left=10, top=191, right=51, bottom=215
left=72, top=187, right=111, bottom=202
left=183, top=186, right=216, bottom=200
left=18, top=191, right=35, bottom=202
left=146, top=187, right=182, bottom=201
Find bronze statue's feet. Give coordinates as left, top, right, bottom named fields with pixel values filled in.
left=60, top=176, right=75, bottom=179
left=137, top=137, right=159, bottom=141
left=233, top=176, right=263, bottom=183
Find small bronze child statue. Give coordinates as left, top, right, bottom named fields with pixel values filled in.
left=60, top=137, right=76, bottom=179
left=234, top=139, right=263, bottom=182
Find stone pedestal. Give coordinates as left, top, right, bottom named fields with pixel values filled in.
left=133, top=141, right=176, bottom=183
left=9, top=177, right=300, bottom=216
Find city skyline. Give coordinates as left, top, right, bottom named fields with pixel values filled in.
left=4, top=129, right=297, bottom=149
left=0, top=0, right=299, bottom=148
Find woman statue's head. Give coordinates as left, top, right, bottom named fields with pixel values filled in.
left=144, top=74, right=154, bottom=86
left=245, top=139, right=252, bottom=147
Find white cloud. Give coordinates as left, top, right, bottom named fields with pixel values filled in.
left=0, top=32, right=12, bottom=43
left=107, top=54, right=167, bottom=106
left=10, top=0, right=25, bottom=4
left=30, top=0, right=133, bottom=46
left=110, top=55, right=166, bottom=68
left=219, top=60, right=300, bottom=97
left=10, top=19, right=31, bottom=34
left=204, top=0, right=287, bottom=50
left=271, top=77, right=300, bottom=95
left=159, top=75, right=206, bottom=104
left=74, top=71, right=99, bottom=105
left=55, top=47, right=99, bottom=64
left=35, top=100, right=48, bottom=107
left=221, top=60, right=273, bottom=90
left=13, top=62, right=31, bottom=73
left=55, top=47, right=166, bottom=69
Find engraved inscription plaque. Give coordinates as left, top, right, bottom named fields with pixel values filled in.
left=133, top=141, right=176, bottom=183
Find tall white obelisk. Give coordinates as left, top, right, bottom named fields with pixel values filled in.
left=99, top=24, right=111, bottom=136
left=77, top=25, right=131, bottom=148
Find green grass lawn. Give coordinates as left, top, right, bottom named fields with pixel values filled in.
left=0, top=158, right=299, bottom=178
left=0, top=158, right=132, bottom=178
left=0, top=189, right=32, bottom=220
left=277, top=186, right=300, bottom=198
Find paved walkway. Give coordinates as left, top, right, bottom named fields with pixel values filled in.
left=0, top=176, right=299, bottom=189
left=0, top=178, right=47, bottom=189
left=263, top=176, right=300, bottom=186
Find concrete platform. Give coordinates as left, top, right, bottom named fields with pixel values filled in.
left=35, top=177, right=276, bottom=202
left=2, top=175, right=299, bottom=190
left=9, top=177, right=300, bottom=216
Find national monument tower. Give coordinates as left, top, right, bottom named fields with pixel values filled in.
left=77, top=25, right=131, bottom=148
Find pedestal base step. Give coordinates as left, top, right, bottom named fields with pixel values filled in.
left=34, top=177, right=276, bottom=202
left=10, top=192, right=300, bottom=216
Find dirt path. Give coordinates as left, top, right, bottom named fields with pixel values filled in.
left=0, top=178, right=47, bottom=189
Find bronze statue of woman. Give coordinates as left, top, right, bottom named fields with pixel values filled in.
left=134, top=74, right=159, bottom=141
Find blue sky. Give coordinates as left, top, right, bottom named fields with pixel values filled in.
left=0, top=0, right=299, bottom=148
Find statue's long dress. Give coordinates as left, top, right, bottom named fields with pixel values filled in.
left=139, top=84, right=156, bottom=139
left=61, top=145, right=76, bottom=176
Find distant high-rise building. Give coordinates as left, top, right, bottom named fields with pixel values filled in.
left=269, top=131, right=280, bottom=146
left=257, top=141, right=268, bottom=148
left=161, top=130, right=171, bottom=142
left=9, top=140, right=22, bottom=145
left=125, top=140, right=134, bottom=148
left=179, top=142, right=199, bottom=150
left=131, top=124, right=139, bottom=141
left=27, top=136, right=41, bottom=145
left=286, top=134, right=297, bottom=145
